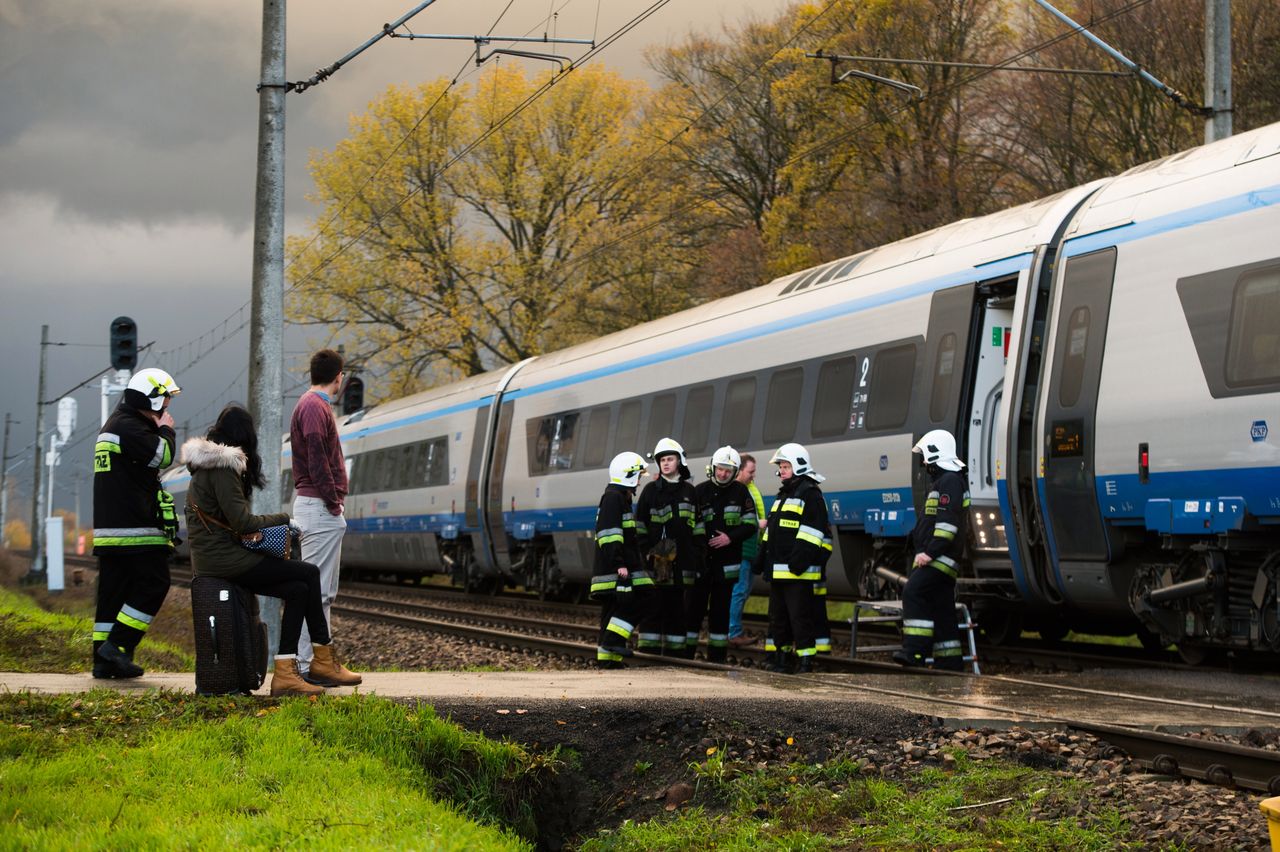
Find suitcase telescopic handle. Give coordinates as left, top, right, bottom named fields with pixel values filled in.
left=208, top=615, right=219, bottom=664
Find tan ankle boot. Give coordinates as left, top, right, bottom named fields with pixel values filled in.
left=308, top=644, right=362, bottom=686
left=270, top=657, right=325, bottom=697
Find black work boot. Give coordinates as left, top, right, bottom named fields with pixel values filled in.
left=796, top=656, right=815, bottom=674
left=96, top=642, right=144, bottom=678
left=892, top=649, right=927, bottom=668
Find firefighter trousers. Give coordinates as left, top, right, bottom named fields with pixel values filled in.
left=683, top=572, right=733, bottom=663
left=767, top=581, right=819, bottom=658
left=901, top=563, right=963, bottom=670
left=93, top=550, right=171, bottom=656
left=637, top=582, right=686, bottom=654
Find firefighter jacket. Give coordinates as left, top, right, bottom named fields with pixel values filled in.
left=590, top=484, right=646, bottom=596
left=635, top=476, right=699, bottom=584
left=760, top=474, right=830, bottom=582
left=910, top=468, right=970, bottom=578
left=694, top=478, right=757, bottom=579
left=93, top=402, right=177, bottom=553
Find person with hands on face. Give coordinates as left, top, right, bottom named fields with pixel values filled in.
left=91, top=368, right=182, bottom=679
left=893, top=430, right=970, bottom=671
left=591, top=452, right=649, bottom=669
left=686, top=446, right=757, bottom=663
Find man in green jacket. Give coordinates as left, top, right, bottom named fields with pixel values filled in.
left=727, top=454, right=766, bottom=647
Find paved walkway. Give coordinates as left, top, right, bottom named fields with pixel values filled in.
left=5, top=667, right=1279, bottom=731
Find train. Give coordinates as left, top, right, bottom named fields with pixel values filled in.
left=164, top=119, right=1280, bottom=661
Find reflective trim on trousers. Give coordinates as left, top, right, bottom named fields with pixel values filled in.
left=607, top=617, right=635, bottom=639
left=708, top=633, right=728, bottom=647
left=933, top=639, right=964, bottom=657
left=596, top=646, right=623, bottom=662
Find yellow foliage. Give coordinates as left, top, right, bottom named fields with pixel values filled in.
left=5, top=520, right=30, bottom=551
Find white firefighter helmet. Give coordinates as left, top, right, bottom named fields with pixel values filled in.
left=913, top=429, right=966, bottom=472
left=769, top=442, right=825, bottom=483
left=706, top=445, right=741, bottom=481
left=650, top=437, right=687, bottom=465
left=126, top=368, right=181, bottom=412
left=608, top=451, right=648, bottom=487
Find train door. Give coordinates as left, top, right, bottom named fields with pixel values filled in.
left=465, top=404, right=496, bottom=573
left=912, top=284, right=976, bottom=506
left=485, top=401, right=515, bottom=569
left=1040, top=247, right=1117, bottom=562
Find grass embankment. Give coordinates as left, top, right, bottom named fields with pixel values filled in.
left=0, top=691, right=558, bottom=849
left=0, top=584, right=190, bottom=673
left=585, top=750, right=1139, bottom=851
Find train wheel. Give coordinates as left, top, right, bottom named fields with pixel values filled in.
left=1175, top=642, right=1225, bottom=666
left=980, top=611, right=1023, bottom=646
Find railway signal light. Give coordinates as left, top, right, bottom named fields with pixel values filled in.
left=341, top=376, right=364, bottom=415
left=109, top=316, right=137, bottom=371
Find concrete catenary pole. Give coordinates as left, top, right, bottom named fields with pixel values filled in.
left=0, top=413, right=11, bottom=546
left=249, top=0, right=286, bottom=645
left=29, top=325, right=49, bottom=577
left=249, top=0, right=285, bottom=517
left=1204, top=0, right=1232, bottom=143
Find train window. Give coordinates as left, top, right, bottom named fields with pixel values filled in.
left=865, top=344, right=916, bottom=431
left=928, top=332, right=958, bottom=423
left=615, top=400, right=642, bottom=455
left=281, top=469, right=294, bottom=496
left=645, top=393, right=676, bottom=451
left=583, top=407, right=611, bottom=467
left=425, top=436, right=448, bottom=486
left=681, top=386, right=715, bottom=454
left=763, top=367, right=804, bottom=444
left=720, top=376, right=756, bottom=447
left=811, top=356, right=856, bottom=438
left=368, top=448, right=391, bottom=491
left=527, top=412, right=581, bottom=475
left=395, top=444, right=418, bottom=490
left=1227, top=268, right=1280, bottom=387
left=409, top=442, right=430, bottom=487
left=1058, top=306, right=1090, bottom=408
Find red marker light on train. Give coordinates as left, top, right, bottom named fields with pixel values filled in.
left=1138, top=443, right=1150, bottom=485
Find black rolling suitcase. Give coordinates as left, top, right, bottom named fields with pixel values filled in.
left=191, top=576, right=269, bottom=695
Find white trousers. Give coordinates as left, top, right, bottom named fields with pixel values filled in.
left=293, top=495, right=345, bottom=671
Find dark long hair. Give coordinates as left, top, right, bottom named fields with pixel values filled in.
left=207, top=403, right=265, bottom=492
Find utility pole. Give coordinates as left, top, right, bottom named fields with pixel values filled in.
left=28, top=325, right=48, bottom=579
left=249, top=0, right=286, bottom=647
left=0, top=413, right=11, bottom=547
left=248, top=0, right=285, bottom=519
left=1204, top=0, right=1232, bottom=143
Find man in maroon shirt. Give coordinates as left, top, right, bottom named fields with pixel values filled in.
left=290, top=349, right=359, bottom=684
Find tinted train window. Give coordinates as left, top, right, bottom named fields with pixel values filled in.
left=645, top=393, right=676, bottom=451
left=583, top=407, right=611, bottom=467
left=811, top=356, right=856, bottom=438
left=928, top=332, right=958, bottom=423
left=527, top=412, right=581, bottom=475
left=424, top=437, right=449, bottom=486
left=369, top=449, right=392, bottom=491
left=615, top=400, right=642, bottom=455
left=763, top=367, right=804, bottom=444
left=682, top=386, right=715, bottom=454
left=1227, top=267, right=1280, bottom=387
left=395, top=444, right=417, bottom=490
left=865, top=344, right=916, bottom=431
left=720, top=377, right=755, bottom=447
left=1058, top=306, right=1090, bottom=408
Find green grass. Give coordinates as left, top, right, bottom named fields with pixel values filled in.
left=0, top=585, right=191, bottom=673
left=0, top=691, right=558, bottom=849
left=582, top=748, right=1147, bottom=851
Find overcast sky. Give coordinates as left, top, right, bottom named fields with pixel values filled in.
left=0, top=0, right=798, bottom=525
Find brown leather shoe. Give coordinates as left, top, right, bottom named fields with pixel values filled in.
left=308, top=644, right=363, bottom=686
left=270, top=658, right=324, bottom=697
left=727, top=634, right=758, bottom=648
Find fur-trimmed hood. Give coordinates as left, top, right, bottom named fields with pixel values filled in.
left=181, top=436, right=247, bottom=473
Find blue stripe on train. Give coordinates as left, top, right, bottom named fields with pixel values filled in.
left=1095, top=465, right=1280, bottom=531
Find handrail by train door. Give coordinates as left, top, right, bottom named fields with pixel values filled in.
left=470, top=358, right=535, bottom=573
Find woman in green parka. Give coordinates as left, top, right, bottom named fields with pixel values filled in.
left=182, top=403, right=360, bottom=696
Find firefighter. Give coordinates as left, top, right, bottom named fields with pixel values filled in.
left=591, top=451, right=650, bottom=669
left=635, top=437, right=699, bottom=658
left=758, top=442, right=828, bottom=674
left=894, top=429, right=970, bottom=671
left=687, top=446, right=757, bottom=663
left=91, top=367, right=181, bottom=678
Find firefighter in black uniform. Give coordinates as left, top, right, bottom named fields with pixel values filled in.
left=591, top=451, right=650, bottom=669
left=757, top=442, right=828, bottom=674
left=894, top=429, right=970, bottom=671
left=92, top=367, right=181, bottom=678
left=635, top=438, right=699, bottom=657
left=687, top=446, right=757, bottom=663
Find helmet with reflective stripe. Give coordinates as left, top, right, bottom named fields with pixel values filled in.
left=125, top=368, right=181, bottom=412
left=769, top=442, right=825, bottom=483
left=706, top=445, right=741, bottom=482
left=913, top=429, right=965, bottom=472
left=608, top=451, right=648, bottom=487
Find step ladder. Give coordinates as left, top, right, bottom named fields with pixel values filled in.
left=848, top=600, right=981, bottom=674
